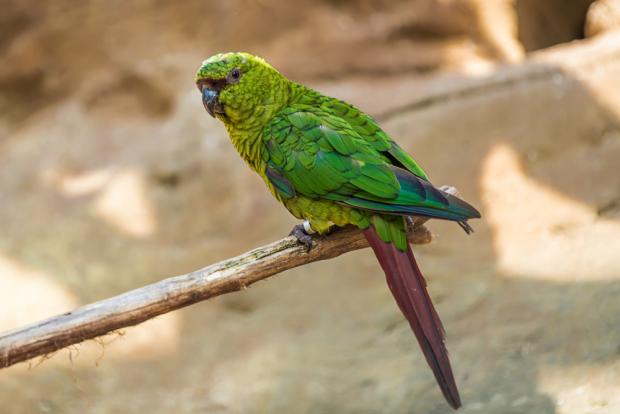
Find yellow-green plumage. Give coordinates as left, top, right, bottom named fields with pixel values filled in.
left=195, top=52, right=479, bottom=251
left=196, top=52, right=481, bottom=409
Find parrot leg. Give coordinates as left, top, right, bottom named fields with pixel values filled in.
left=302, top=220, right=316, bottom=234
left=289, top=222, right=314, bottom=252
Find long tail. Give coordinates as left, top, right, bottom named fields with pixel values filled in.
left=363, top=226, right=461, bottom=409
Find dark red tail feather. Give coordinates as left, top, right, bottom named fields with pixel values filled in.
left=363, top=227, right=461, bottom=409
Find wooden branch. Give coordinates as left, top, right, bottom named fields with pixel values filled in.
left=5, top=33, right=618, bottom=370
left=0, top=223, right=431, bottom=369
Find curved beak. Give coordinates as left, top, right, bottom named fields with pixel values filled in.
left=202, top=87, right=219, bottom=118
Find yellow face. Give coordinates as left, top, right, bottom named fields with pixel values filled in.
left=195, top=52, right=282, bottom=123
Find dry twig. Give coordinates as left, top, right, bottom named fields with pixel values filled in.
left=0, top=223, right=431, bottom=369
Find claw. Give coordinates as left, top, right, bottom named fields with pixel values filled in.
left=289, top=224, right=314, bottom=252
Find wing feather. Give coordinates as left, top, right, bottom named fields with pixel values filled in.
left=262, top=101, right=480, bottom=222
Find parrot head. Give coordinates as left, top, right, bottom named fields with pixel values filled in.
left=195, top=52, right=286, bottom=125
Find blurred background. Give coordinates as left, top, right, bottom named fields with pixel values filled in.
left=1, top=1, right=620, bottom=413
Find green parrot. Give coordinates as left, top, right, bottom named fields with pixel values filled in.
left=196, top=52, right=480, bottom=409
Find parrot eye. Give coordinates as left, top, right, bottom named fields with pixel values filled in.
left=228, top=68, right=241, bottom=83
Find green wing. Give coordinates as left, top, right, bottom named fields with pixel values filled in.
left=319, top=98, right=430, bottom=180
left=262, top=97, right=480, bottom=222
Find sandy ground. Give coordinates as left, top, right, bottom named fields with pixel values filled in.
left=1, top=2, right=620, bottom=413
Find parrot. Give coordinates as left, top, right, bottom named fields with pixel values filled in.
left=195, top=52, right=480, bottom=409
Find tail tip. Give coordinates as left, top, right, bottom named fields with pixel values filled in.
left=448, top=394, right=462, bottom=410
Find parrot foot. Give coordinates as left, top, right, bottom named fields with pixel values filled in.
left=289, top=222, right=314, bottom=252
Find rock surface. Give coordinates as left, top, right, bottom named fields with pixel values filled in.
left=586, top=0, right=620, bottom=36
left=1, top=2, right=619, bottom=414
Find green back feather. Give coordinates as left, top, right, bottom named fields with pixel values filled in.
left=261, top=89, right=480, bottom=224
